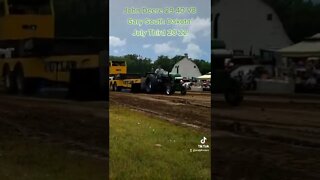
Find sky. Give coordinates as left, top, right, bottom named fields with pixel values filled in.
left=109, top=0, right=211, bottom=61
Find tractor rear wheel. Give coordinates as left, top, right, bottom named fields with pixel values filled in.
left=14, top=68, right=25, bottom=94
left=146, top=80, right=153, bottom=93
left=13, top=63, right=38, bottom=95
left=165, top=85, right=171, bottom=95
left=145, top=74, right=156, bottom=93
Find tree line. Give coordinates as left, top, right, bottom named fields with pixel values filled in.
left=109, top=54, right=211, bottom=75
left=54, top=0, right=107, bottom=37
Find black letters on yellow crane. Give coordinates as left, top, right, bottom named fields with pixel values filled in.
left=45, top=61, right=77, bottom=72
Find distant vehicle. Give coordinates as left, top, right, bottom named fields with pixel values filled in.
left=202, top=80, right=211, bottom=91
left=230, top=65, right=272, bottom=90
left=295, top=67, right=320, bottom=93
left=230, top=65, right=272, bottom=78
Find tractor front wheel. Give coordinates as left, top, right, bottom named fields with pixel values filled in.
left=165, top=85, right=175, bottom=95
left=180, top=86, right=187, bottom=95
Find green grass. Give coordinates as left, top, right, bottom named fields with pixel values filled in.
left=0, top=104, right=210, bottom=180
left=0, top=137, right=107, bottom=180
left=109, top=105, right=211, bottom=180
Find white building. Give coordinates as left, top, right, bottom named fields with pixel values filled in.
left=170, top=53, right=202, bottom=79
left=212, top=0, right=292, bottom=55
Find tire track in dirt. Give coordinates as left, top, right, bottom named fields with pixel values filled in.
left=110, top=92, right=211, bottom=129
left=0, top=95, right=108, bottom=159
left=111, top=92, right=320, bottom=149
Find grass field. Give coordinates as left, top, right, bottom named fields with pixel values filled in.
left=109, top=104, right=211, bottom=179
left=0, top=137, right=107, bottom=180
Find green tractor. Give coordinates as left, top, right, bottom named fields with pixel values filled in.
left=141, top=69, right=187, bottom=95
left=212, top=40, right=244, bottom=106
left=171, top=74, right=188, bottom=95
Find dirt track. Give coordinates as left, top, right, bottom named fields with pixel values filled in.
left=110, top=91, right=320, bottom=179
left=0, top=95, right=108, bottom=159
left=110, top=91, right=211, bottom=129
left=1, top=91, right=320, bottom=179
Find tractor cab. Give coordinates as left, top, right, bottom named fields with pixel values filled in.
left=0, top=0, right=54, bottom=41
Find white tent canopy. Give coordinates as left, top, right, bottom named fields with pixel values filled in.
left=197, top=72, right=211, bottom=80
left=278, top=33, right=320, bottom=57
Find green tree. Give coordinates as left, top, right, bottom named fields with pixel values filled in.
left=153, top=55, right=174, bottom=72
left=114, top=54, right=152, bottom=74
left=55, top=0, right=107, bottom=37
left=192, top=59, right=211, bottom=75
left=110, top=54, right=211, bottom=76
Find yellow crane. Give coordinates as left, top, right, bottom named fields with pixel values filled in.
left=0, top=0, right=107, bottom=99
left=109, top=60, right=142, bottom=92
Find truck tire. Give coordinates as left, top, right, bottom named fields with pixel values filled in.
left=111, top=83, right=115, bottom=91
left=110, top=83, right=113, bottom=91
left=3, top=67, right=15, bottom=94
left=14, top=67, right=25, bottom=94
left=115, top=82, right=122, bottom=92
left=13, top=63, right=38, bottom=95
